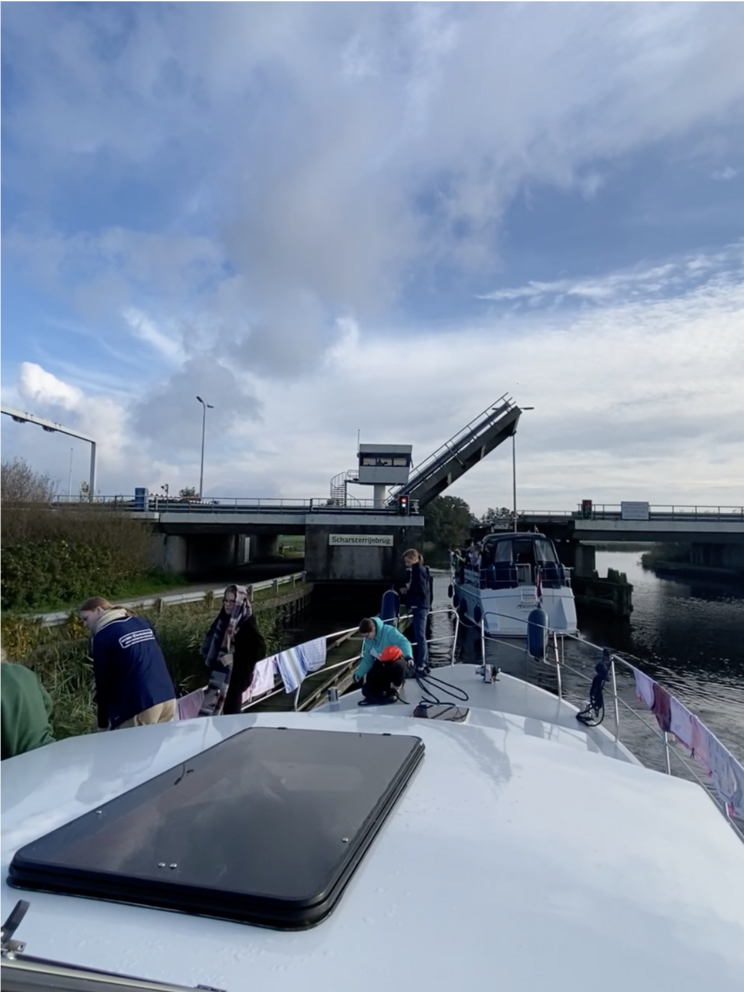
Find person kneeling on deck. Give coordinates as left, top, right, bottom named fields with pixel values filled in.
left=354, top=618, right=413, bottom=705
left=79, top=597, right=177, bottom=731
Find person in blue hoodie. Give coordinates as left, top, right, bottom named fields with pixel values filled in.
left=79, top=597, right=177, bottom=731
left=400, top=549, right=431, bottom=673
left=354, top=617, right=413, bottom=704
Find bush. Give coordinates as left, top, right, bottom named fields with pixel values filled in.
left=1, top=503, right=157, bottom=610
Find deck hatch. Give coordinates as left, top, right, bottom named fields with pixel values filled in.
left=8, top=726, right=424, bottom=929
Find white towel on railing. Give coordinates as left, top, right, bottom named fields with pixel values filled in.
left=633, top=669, right=655, bottom=710
left=276, top=636, right=328, bottom=693
left=669, top=697, right=696, bottom=751
left=241, top=658, right=275, bottom=705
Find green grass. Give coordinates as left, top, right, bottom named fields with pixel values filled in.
left=278, top=535, right=305, bottom=557
left=24, top=570, right=189, bottom=613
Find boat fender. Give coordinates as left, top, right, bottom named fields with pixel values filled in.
left=452, top=592, right=459, bottom=609
left=458, top=599, right=468, bottom=617
left=526, top=607, right=549, bottom=660
left=474, top=605, right=483, bottom=624
left=447, top=584, right=453, bottom=599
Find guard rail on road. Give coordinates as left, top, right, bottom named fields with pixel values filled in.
left=28, top=572, right=309, bottom=628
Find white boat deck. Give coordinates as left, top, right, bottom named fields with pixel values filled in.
left=318, top=662, right=638, bottom=763
left=2, top=684, right=744, bottom=991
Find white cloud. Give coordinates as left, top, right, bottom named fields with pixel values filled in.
left=18, top=362, right=83, bottom=411
left=3, top=6, right=744, bottom=509
left=123, top=308, right=184, bottom=364
left=477, top=246, right=743, bottom=308
left=711, top=165, right=739, bottom=181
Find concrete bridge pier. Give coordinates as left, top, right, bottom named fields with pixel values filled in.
left=251, top=534, right=280, bottom=560
left=557, top=541, right=596, bottom=578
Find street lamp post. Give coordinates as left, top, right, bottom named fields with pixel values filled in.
left=196, top=396, right=214, bottom=500
left=512, top=406, right=535, bottom=532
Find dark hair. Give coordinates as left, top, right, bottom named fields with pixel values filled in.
left=358, top=618, right=376, bottom=635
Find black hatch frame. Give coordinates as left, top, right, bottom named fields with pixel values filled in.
left=8, top=726, right=424, bottom=930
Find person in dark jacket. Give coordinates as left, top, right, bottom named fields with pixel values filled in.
left=401, top=548, right=431, bottom=672
left=200, top=585, right=266, bottom=715
left=79, top=597, right=177, bottom=730
left=1, top=655, right=55, bottom=760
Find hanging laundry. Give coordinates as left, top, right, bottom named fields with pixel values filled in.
left=689, top=717, right=744, bottom=819
left=296, top=636, right=327, bottom=674
left=633, top=668, right=655, bottom=711
left=669, top=697, right=696, bottom=752
left=651, top=682, right=672, bottom=733
left=177, top=689, right=205, bottom=721
left=241, top=658, right=276, bottom=706
left=276, top=637, right=328, bottom=693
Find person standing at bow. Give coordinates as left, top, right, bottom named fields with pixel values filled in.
left=79, top=597, right=177, bottom=731
left=401, top=548, right=431, bottom=674
left=200, top=585, right=266, bottom=716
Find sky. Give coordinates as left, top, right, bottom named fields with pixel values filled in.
left=2, top=2, right=743, bottom=516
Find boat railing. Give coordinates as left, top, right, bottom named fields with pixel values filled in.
left=459, top=563, right=572, bottom=590
left=476, top=610, right=744, bottom=841
left=238, top=608, right=463, bottom=714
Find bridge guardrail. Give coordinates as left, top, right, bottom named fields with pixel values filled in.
left=28, top=572, right=309, bottom=628
left=518, top=504, right=744, bottom=522
left=48, top=496, right=416, bottom=514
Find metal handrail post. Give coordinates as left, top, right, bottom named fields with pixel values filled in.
left=552, top=632, right=562, bottom=700
left=480, top=617, right=486, bottom=664
left=663, top=732, right=672, bottom=775
left=610, top=657, right=621, bottom=741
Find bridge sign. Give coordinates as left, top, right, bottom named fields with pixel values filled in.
left=621, top=502, right=650, bottom=521
left=329, top=534, right=394, bottom=547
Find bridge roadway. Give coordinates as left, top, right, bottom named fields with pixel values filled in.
left=517, top=505, right=744, bottom=544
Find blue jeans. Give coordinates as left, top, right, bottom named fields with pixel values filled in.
left=412, top=607, right=429, bottom=668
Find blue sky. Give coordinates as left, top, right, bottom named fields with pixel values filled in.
left=2, top=2, right=743, bottom=513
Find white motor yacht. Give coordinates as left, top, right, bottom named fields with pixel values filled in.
left=453, top=531, right=578, bottom=636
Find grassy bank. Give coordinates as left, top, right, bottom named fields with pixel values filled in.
left=19, top=569, right=190, bottom=614
left=1, top=597, right=291, bottom=742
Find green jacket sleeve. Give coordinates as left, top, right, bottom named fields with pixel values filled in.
left=1, top=663, right=55, bottom=761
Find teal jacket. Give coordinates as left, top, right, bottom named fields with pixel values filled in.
left=354, top=618, right=413, bottom=680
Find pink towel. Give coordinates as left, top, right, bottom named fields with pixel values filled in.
left=242, top=658, right=276, bottom=706
left=177, top=689, right=205, bottom=721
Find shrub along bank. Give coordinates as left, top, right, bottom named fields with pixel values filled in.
left=1, top=503, right=162, bottom=611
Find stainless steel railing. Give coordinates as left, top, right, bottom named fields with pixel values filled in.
left=474, top=608, right=743, bottom=840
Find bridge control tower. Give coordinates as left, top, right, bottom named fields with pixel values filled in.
left=357, top=444, right=413, bottom=508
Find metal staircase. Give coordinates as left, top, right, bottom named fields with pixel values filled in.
left=329, top=469, right=361, bottom=507
left=387, top=394, right=521, bottom=509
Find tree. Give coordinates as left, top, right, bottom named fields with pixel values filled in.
left=480, top=506, right=512, bottom=529
left=423, top=495, right=473, bottom=550
left=178, top=486, right=197, bottom=498
left=1, top=458, right=56, bottom=503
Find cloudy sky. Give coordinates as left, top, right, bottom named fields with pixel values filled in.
left=2, top=2, right=743, bottom=514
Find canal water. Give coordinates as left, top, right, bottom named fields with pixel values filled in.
left=285, top=550, right=744, bottom=767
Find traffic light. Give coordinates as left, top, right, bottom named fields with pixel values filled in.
left=398, top=495, right=410, bottom=515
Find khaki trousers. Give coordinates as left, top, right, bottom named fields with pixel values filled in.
left=117, top=699, right=176, bottom=729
